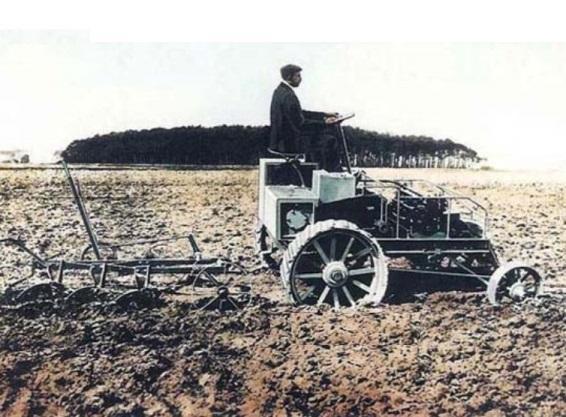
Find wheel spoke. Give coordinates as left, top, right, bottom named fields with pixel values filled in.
left=523, top=279, right=539, bottom=294
left=340, top=237, right=355, bottom=262
left=517, top=271, right=533, bottom=284
left=317, top=285, right=331, bottom=305
left=226, top=296, right=242, bottom=310
left=313, top=240, right=330, bottom=265
left=352, top=279, right=371, bottom=293
left=525, top=286, right=538, bottom=296
left=295, top=272, right=324, bottom=280
left=350, top=247, right=372, bottom=263
left=523, top=286, right=535, bottom=295
left=523, top=280, right=536, bottom=290
left=342, top=286, right=356, bottom=307
left=201, top=271, right=221, bottom=286
left=201, top=296, right=220, bottom=310
left=330, top=237, right=337, bottom=261
left=349, top=266, right=375, bottom=277
left=300, top=286, right=317, bottom=301
left=332, top=289, right=340, bottom=309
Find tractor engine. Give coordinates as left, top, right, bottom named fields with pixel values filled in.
left=258, top=159, right=378, bottom=241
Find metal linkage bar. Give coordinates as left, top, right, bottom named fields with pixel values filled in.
left=336, top=124, right=352, bottom=174
left=61, top=161, right=102, bottom=260
left=0, top=238, right=48, bottom=267
left=389, top=267, right=491, bottom=284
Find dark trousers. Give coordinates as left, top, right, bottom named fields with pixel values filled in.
left=298, top=132, right=341, bottom=172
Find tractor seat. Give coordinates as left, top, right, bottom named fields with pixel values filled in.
left=267, top=148, right=305, bottom=162
left=266, top=148, right=307, bottom=187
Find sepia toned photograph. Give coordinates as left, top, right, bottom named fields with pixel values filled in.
left=0, top=11, right=564, bottom=417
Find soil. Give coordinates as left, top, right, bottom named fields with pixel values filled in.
left=0, top=167, right=564, bottom=417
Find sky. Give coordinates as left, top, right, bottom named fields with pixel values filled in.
left=1, top=33, right=565, bottom=169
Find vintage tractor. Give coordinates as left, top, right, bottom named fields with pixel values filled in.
left=256, top=114, right=544, bottom=308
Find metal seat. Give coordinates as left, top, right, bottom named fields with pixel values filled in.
left=266, top=148, right=307, bottom=187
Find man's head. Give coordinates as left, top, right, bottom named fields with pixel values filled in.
left=280, top=64, right=302, bottom=87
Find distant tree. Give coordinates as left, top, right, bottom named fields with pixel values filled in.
left=62, top=125, right=479, bottom=167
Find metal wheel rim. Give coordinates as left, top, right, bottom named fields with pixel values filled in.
left=114, top=288, right=159, bottom=309
left=65, top=286, right=114, bottom=306
left=289, top=229, right=386, bottom=308
left=16, top=282, right=66, bottom=303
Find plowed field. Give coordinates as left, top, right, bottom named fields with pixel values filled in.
left=0, top=167, right=564, bottom=417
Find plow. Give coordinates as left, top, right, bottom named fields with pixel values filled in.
left=0, top=162, right=252, bottom=312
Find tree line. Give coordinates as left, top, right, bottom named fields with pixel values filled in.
left=62, top=125, right=480, bottom=167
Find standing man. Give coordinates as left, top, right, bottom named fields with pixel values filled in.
left=269, top=64, right=341, bottom=171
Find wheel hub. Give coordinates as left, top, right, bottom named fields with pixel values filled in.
left=217, top=286, right=229, bottom=298
left=322, top=261, right=349, bottom=287
left=508, top=281, right=526, bottom=300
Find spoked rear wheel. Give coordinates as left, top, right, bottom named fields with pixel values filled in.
left=281, top=220, right=388, bottom=308
left=487, top=262, right=543, bottom=306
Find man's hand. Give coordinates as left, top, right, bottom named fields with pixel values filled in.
left=324, top=112, right=340, bottom=124
left=324, top=114, right=340, bottom=124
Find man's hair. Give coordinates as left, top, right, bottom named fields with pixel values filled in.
left=280, top=64, right=302, bottom=80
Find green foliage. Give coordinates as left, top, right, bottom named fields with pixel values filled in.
left=62, top=125, right=479, bottom=166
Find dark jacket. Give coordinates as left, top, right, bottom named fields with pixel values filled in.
left=269, top=82, right=326, bottom=153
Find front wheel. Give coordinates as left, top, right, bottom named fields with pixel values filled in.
left=280, top=220, right=388, bottom=308
left=487, top=262, right=543, bottom=306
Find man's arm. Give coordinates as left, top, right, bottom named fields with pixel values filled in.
left=283, top=93, right=335, bottom=133
left=302, top=110, right=326, bottom=121
left=303, top=110, right=339, bottom=125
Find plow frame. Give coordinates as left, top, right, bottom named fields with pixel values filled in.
left=0, top=162, right=249, bottom=310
